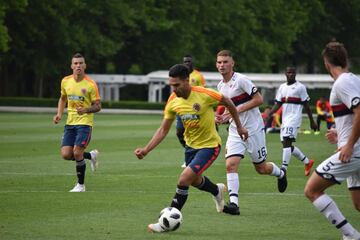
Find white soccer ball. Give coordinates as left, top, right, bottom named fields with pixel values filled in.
left=158, top=207, right=183, bottom=231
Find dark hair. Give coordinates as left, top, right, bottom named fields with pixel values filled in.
left=183, top=54, right=192, bottom=59
left=322, top=41, right=348, bottom=68
left=72, top=53, right=84, bottom=59
left=217, top=49, right=233, bottom=58
left=169, top=64, right=190, bottom=80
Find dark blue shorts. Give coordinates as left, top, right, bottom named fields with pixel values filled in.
left=176, top=115, right=184, bottom=130
left=61, top=125, right=92, bottom=148
left=185, top=145, right=221, bottom=175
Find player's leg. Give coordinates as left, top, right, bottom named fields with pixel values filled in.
left=61, top=125, right=76, bottom=160
left=61, top=125, right=97, bottom=165
left=281, top=136, right=293, bottom=170
left=188, top=145, right=225, bottom=212
left=248, top=131, right=287, bottom=192
left=316, top=114, right=323, bottom=131
left=304, top=153, right=360, bottom=238
left=69, top=125, right=92, bottom=192
left=222, top=134, right=245, bottom=214
left=348, top=173, right=360, bottom=212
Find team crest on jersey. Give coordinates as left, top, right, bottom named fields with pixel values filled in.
left=81, top=88, right=87, bottom=95
left=193, top=103, right=201, bottom=112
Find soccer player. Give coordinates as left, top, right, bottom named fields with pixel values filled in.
left=315, top=96, right=335, bottom=134
left=267, top=66, right=317, bottom=181
left=53, top=53, right=101, bottom=192
left=134, top=64, right=248, bottom=233
left=304, top=41, right=360, bottom=240
left=177, top=55, right=206, bottom=167
left=215, top=50, right=287, bottom=215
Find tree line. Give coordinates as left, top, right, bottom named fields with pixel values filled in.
left=0, top=0, right=359, bottom=98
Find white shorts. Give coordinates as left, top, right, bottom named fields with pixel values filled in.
left=280, top=125, right=300, bottom=141
left=316, top=152, right=360, bottom=189
left=225, top=128, right=267, bottom=164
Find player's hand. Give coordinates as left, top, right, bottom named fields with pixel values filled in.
left=220, top=112, right=232, bottom=124
left=338, top=144, right=353, bottom=163
left=76, top=106, right=87, bottom=115
left=53, top=115, right=61, bottom=124
left=237, top=126, right=248, bottom=141
left=325, top=128, right=338, bottom=144
left=215, top=113, right=222, bottom=124
left=134, top=148, right=147, bottom=159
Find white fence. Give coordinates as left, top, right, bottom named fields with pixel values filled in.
left=89, top=71, right=333, bottom=103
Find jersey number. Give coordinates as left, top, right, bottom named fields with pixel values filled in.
left=257, top=147, right=267, bottom=160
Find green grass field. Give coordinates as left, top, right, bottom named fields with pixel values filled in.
left=0, top=112, right=358, bottom=240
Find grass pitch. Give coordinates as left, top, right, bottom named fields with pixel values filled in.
left=0, top=112, right=358, bottom=240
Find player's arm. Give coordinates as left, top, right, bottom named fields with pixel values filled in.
left=134, top=118, right=174, bottom=159
left=53, top=95, right=67, bottom=124
left=266, top=102, right=282, bottom=123
left=77, top=99, right=101, bottom=115
left=237, top=92, right=263, bottom=113
left=304, top=101, right=317, bottom=131
left=325, top=128, right=338, bottom=144
left=219, top=95, right=248, bottom=140
left=339, top=105, right=360, bottom=163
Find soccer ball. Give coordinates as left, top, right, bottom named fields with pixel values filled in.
left=158, top=207, right=183, bottom=231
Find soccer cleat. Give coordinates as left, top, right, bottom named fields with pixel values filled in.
left=213, top=183, right=226, bottom=212
left=69, top=183, right=85, bottom=192
left=277, top=168, right=288, bottom=193
left=314, top=131, right=320, bottom=135
left=304, top=159, right=314, bottom=176
left=89, top=149, right=99, bottom=172
left=223, top=202, right=240, bottom=215
left=181, top=162, right=186, bottom=168
left=147, top=223, right=166, bottom=233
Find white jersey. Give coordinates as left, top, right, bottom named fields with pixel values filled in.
left=275, top=81, right=310, bottom=128
left=316, top=72, right=360, bottom=187
left=217, top=72, right=264, bottom=136
left=330, top=72, right=360, bottom=155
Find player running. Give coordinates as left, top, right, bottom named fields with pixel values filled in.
left=304, top=41, right=360, bottom=240
left=267, top=66, right=317, bottom=183
left=215, top=50, right=287, bottom=215
left=134, top=63, right=248, bottom=233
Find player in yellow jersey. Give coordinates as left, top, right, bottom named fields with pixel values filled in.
left=134, top=64, right=248, bottom=233
left=53, top=53, right=101, bottom=192
left=177, top=55, right=206, bottom=167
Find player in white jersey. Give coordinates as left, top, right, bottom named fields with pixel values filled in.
left=215, top=50, right=287, bottom=215
left=267, top=66, right=317, bottom=184
left=304, top=41, right=360, bottom=240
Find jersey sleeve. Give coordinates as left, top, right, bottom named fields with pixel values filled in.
left=163, top=93, right=177, bottom=119
left=237, top=76, right=258, bottom=96
left=300, top=84, right=310, bottom=102
left=337, top=77, right=360, bottom=110
left=60, top=79, right=66, bottom=96
left=275, top=85, right=283, bottom=103
left=90, top=81, right=101, bottom=102
left=204, top=87, right=222, bottom=107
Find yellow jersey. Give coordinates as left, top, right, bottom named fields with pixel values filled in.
left=60, top=74, right=100, bottom=126
left=189, top=69, right=206, bottom=87
left=164, top=86, right=222, bottom=149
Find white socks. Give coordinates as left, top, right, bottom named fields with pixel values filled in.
left=313, top=194, right=357, bottom=237
left=292, top=146, right=309, bottom=164
left=227, top=172, right=239, bottom=206
left=282, top=147, right=292, bottom=170
left=269, top=162, right=283, bottom=178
